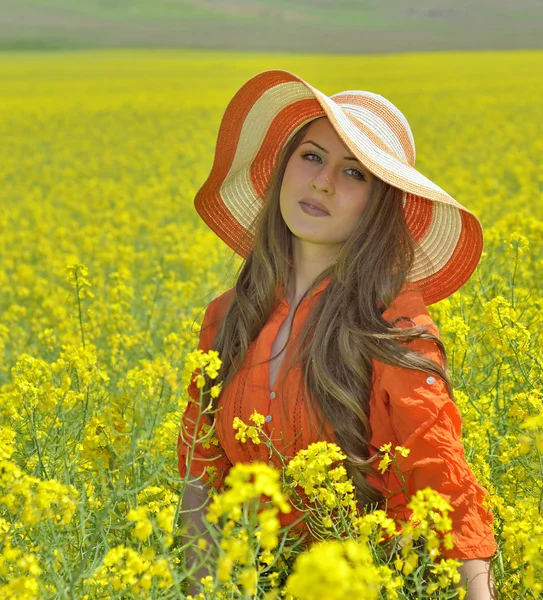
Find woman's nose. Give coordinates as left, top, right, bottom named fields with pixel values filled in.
left=311, top=167, right=335, bottom=194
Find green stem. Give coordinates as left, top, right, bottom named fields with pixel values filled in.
left=74, top=268, right=86, bottom=349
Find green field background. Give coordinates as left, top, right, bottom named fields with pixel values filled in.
left=0, top=0, right=542, bottom=53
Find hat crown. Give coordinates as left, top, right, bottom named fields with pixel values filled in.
left=330, top=90, right=416, bottom=167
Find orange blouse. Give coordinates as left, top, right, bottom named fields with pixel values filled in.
left=177, top=277, right=498, bottom=560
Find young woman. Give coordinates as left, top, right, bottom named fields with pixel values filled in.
left=178, top=69, right=497, bottom=598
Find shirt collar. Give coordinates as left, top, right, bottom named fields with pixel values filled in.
left=274, top=274, right=333, bottom=311
left=272, top=277, right=420, bottom=317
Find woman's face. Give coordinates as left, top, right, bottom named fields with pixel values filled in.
left=279, top=117, right=374, bottom=247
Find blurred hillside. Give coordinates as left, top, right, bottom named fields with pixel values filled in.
left=0, top=0, right=542, bottom=53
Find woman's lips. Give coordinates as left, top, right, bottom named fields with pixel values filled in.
left=299, top=202, right=330, bottom=217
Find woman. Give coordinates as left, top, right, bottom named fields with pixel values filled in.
left=178, top=69, right=497, bottom=598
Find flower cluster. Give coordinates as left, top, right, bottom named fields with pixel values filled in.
left=84, top=546, right=173, bottom=598
left=182, top=349, right=223, bottom=396
left=377, top=443, right=411, bottom=475
left=64, top=264, right=95, bottom=301
left=285, top=539, right=401, bottom=600
left=126, top=490, right=177, bottom=547
left=0, top=545, right=43, bottom=600
left=285, top=441, right=358, bottom=519
left=0, top=427, right=78, bottom=528
left=205, top=462, right=291, bottom=595
left=397, top=488, right=455, bottom=568
left=233, top=410, right=266, bottom=444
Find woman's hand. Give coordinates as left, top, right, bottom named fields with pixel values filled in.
left=456, top=558, right=496, bottom=599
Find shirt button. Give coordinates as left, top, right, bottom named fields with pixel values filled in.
left=269, top=392, right=276, bottom=399
left=265, top=415, right=272, bottom=423
left=426, top=376, right=436, bottom=385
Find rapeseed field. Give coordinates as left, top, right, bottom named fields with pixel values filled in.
left=0, top=49, right=542, bottom=598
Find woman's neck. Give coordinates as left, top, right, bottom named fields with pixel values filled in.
left=287, top=239, right=340, bottom=306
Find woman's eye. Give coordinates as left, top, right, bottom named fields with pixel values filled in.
left=301, top=152, right=366, bottom=181
left=301, top=152, right=321, bottom=163
left=347, top=168, right=366, bottom=181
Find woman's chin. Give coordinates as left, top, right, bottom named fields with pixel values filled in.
left=290, top=231, right=340, bottom=247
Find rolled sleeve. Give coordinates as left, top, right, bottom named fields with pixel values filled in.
left=375, top=335, right=498, bottom=560
left=177, top=300, right=232, bottom=490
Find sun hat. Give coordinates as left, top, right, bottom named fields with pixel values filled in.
left=194, top=69, right=483, bottom=306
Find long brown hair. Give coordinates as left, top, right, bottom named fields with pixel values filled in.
left=201, top=118, right=453, bottom=510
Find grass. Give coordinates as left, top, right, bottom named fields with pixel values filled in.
left=0, top=0, right=541, bottom=53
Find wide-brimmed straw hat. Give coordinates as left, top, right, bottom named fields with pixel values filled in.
left=194, top=69, right=483, bottom=306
